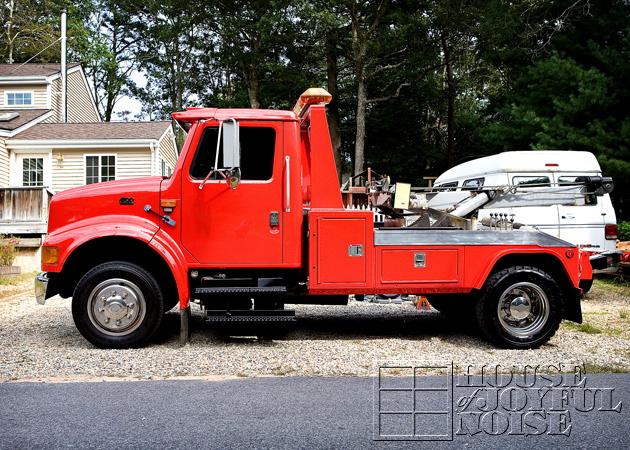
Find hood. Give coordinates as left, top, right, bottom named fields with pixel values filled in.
left=47, top=177, right=163, bottom=236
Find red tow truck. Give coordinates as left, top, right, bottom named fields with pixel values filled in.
left=35, top=89, right=584, bottom=349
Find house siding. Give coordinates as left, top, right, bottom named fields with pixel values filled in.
left=43, top=78, right=62, bottom=123
left=52, top=148, right=151, bottom=192
left=67, top=70, right=100, bottom=123
left=158, top=128, right=178, bottom=172
left=0, top=137, right=8, bottom=186
left=0, top=83, right=48, bottom=108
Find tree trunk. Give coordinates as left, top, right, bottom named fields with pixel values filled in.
left=354, top=80, right=367, bottom=176
left=240, top=60, right=260, bottom=109
left=351, top=6, right=367, bottom=176
left=326, top=31, right=342, bottom=184
left=442, top=35, right=456, bottom=168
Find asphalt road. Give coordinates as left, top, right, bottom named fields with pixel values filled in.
left=1, top=374, right=628, bottom=449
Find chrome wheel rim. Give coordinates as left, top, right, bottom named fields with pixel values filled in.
left=87, top=278, right=146, bottom=336
left=497, top=282, right=549, bottom=338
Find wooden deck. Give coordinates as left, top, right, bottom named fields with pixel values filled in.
left=0, top=187, right=53, bottom=234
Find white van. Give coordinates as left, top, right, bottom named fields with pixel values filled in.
left=429, top=151, right=619, bottom=271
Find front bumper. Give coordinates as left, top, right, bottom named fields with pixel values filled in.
left=35, top=272, right=49, bottom=305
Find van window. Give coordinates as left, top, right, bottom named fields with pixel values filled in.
left=463, top=177, right=484, bottom=189
left=190, top=126, right=276, bottom=181
left=512, top=176, right=551, bottom=187
left=434, top=181, right=458, bottom=192
left=558, top=176, right=598, bottom=205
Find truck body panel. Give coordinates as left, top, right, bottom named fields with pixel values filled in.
left=36, top=89, right=585, bottom=349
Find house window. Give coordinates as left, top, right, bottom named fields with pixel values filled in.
left=22, top=158, right=43, bottom=186
left=86, top=155, right=116, bottom=184
left=161, top=159, right=166, bottom=176
left=6, top=92, right=33, bottom=106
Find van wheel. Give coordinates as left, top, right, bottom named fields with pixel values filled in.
left=476, top=266, right=563, bottom=349
left=72, top=262, right=164, bottom=349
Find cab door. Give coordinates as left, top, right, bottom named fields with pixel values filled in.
left=181, top=121, right=284, bottom=265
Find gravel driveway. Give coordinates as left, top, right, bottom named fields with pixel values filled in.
left=1, top=279, right=629, bottom=382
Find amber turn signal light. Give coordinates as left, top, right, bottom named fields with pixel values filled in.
left=41, top=246, right=59, bottom=265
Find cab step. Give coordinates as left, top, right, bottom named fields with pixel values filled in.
left=195, top=286, right=287, bottom=295
left=204, top=309, right=296, bottom=323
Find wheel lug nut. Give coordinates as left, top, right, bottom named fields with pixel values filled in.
left=98, top=308, right=105, bottom=313
left=104, top=318, right=110, bottom=324
left=116, top=320, right=121, bottom=326
left=126, top=313, right=132, bottom=319
left=128, top=303, right=135, bottom=309
left=122, top=293, right=128, bottom=299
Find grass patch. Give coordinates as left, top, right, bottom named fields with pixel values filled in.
left=620, top=311, right=628, bottom=319
left=0, top=271, right=37, bottom=286
left=562, top=322, right=603, bottom=334
left=584, top=362, right=629, bottom=374
left=593, top=277, right=630, bottom=295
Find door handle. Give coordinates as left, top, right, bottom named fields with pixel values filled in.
left=562, top=214, right=575, bottom=219
left=285, top=156, right=290, bottom=212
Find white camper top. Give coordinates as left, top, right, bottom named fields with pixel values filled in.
left=435, top=151, right=602, bottom=185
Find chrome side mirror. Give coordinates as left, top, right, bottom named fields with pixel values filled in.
left=222, top=119, right=239, bottom=169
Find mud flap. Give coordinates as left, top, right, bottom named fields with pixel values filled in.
left=563, top=288, right=583, bottom=323
left=180, top=305, right=191, bottom=344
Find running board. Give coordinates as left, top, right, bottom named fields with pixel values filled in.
left=205, top=309, right=296, bottom=323
left=195, top=286, right=287, bottom=295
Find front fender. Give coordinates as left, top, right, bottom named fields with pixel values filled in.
left=43, top=216, right=191, bottom=308
left=42, top=215, right=159, bottom=272
left=148, top=229, right=190, bottom=309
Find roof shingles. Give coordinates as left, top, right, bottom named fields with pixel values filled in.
left=9, top=122, right=172, bottom=141
left=0, top=109, right=52, bottom=131
left=0, top=63, right=81, bottom=78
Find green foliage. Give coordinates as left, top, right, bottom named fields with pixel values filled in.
left=618, top=221, right=630, bottom=242
left=0, top=235, right=18, bottom=266
left=5, top=0, right=630, bottom=220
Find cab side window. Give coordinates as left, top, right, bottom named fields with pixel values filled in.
left=190, top=126, right=276, bottom=181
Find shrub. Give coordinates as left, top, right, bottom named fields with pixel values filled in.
left=619, top=221, right=630, bottom=242
left=0, top=234, right=18, bottom=266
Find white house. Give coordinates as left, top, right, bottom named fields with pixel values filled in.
left=0, top=63, right=178, bottom=270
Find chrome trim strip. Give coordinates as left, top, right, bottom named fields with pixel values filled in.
left=285, top=156, right=290, bottom=212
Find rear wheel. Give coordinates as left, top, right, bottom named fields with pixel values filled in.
left=72, top=262, right=164, bottom=348
left=476, top=266, right=563, bottom=349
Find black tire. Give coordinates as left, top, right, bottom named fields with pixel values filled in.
left=72, top=262, right=165, bottom=348
left=475, top=266, right=563, bottom=349
left=579, top=278, right=593, bottom=294
left=426, top=294, right=476, bottom=317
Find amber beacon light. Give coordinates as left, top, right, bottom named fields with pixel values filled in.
left=293, top=88, right=332, bottom=117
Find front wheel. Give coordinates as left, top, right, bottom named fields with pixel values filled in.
left=72, top=262, right=165, bottom=348
left=476, top=266, right=563, bottom=349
